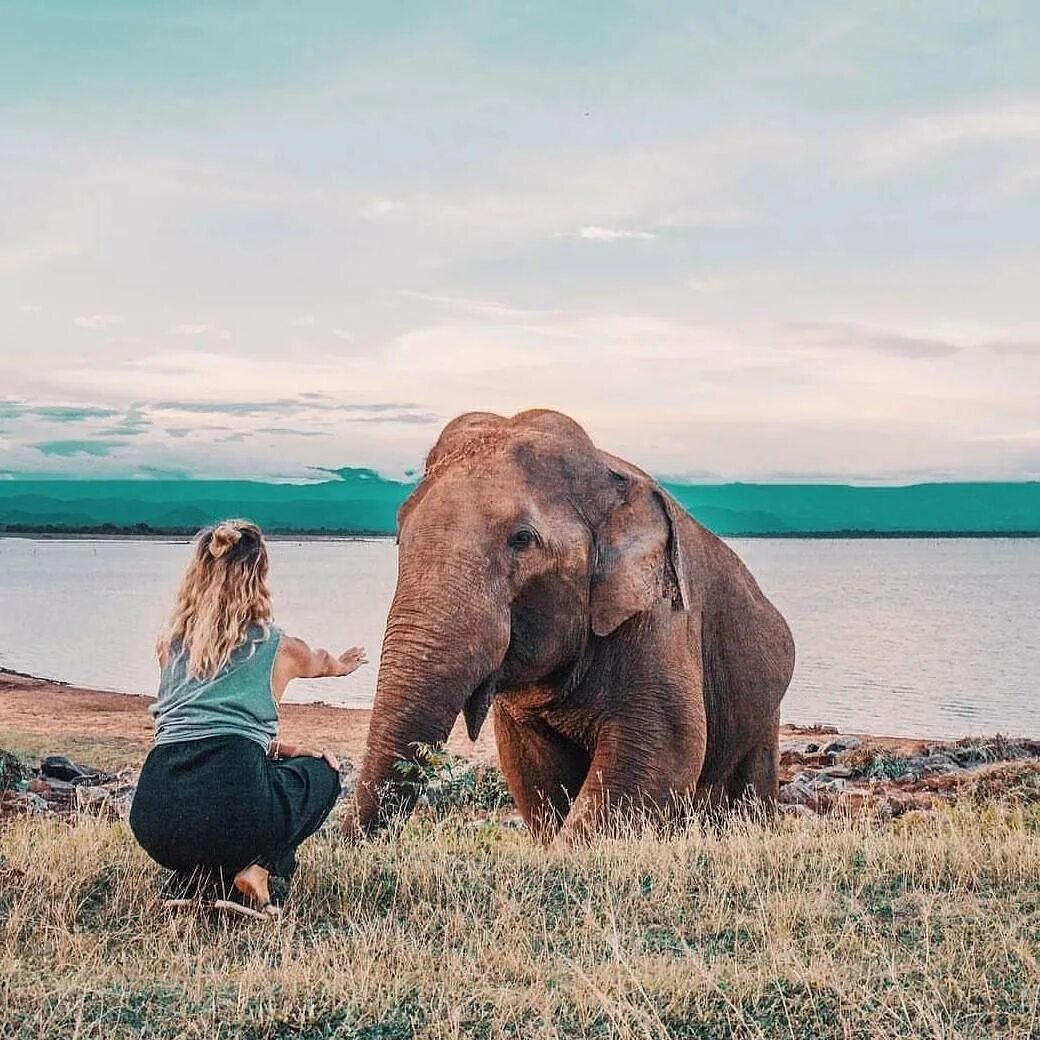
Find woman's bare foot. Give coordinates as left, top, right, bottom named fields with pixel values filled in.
left=233, top=864, right=271, bottom=908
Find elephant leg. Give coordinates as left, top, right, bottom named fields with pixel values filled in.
left=492, top=704, right=590, bottom=841
left=725, top=743, right=779, bottom=807
left=558, top=721, right=702, bottom=844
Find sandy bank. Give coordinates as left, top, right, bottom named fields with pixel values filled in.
left=1, top=667, right=927, bottom=772
left=0, top=669, right=496, bottom=770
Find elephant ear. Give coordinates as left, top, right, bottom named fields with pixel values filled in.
left=589, top=459, right=691, bottom=638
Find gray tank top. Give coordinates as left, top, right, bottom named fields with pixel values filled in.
left=151, top=623, right=281, bottom=750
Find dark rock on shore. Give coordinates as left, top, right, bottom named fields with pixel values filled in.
left=0, top=747, right=138, bottom=822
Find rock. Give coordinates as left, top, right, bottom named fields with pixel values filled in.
left=910, top=752, right=961, bottom=775
left=788, top=723, right=839, bottom=736
left=823, top=736, right=862, bottom=755
left=0, top=790, right=49, bottom=816
left=106, top=791, right=135, bottom=820
left=779, top=749, right=806, bottom=768
left=778, top=803, right=819, bottom=821
left=779, top=779, right=816, bottom=807
left=834, top=789, right=891, bottom=818
left=41, top=755, right=117, bottom=787
left=820, top=766, right=854, bottom=780
left=75, top=783, right=136, bottom=819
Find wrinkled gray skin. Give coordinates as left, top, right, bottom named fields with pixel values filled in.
left=352, top=410, right=795, bottom=842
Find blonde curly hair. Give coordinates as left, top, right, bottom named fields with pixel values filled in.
left=157, top=518, right=273, bottom=679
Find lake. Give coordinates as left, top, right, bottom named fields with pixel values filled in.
left=0, top=536, right=1037, bottom=738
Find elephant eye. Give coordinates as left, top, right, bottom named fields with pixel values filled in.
left=508, top=528, right=537, bottom=551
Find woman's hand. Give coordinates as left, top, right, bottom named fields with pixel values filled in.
left=271, top=741, right=340, bottom=771
left=327, top=646, right=368, bottom=677
left=314, top=748, right=341, bottom=771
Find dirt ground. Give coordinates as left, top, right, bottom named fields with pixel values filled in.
left=0, top=668, right=926, bottom=772
left=0, top=670, right=499, bottom=770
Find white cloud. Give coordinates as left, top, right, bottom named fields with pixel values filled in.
left=0, top=239, right=80, bottom=273
left=18, top=304, right=41, bottom=313
left=294, top=315, right=316, bottom=328
left=577, top=226, right=657, bottom=242
left=363, top=198, right=397, bottom=219
left=73, top=313, right=124, bottom=330
left=846, top=96, right=1040, bottom=182
left=332, top=328, right=354, bottom=342
left=168, top=323, right=232, bottom=340
left=398, top=291, right=560, bottom=321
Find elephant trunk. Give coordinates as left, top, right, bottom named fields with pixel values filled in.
left=354, top=561, right=508, bottom=834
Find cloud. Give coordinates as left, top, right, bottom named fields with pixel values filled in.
left=576, top=226, right=657, bottom=242
left=150, top=398, right=303, bottom=416
left=837, top=96, right=1040, bottom=210
left=849, top=97, right=1040, bottom=181
left=332, top=328, right=354, bottom=342
left=99, top=411, right=151, bottom=436
left=256, top=427, right=329, bottom=437
left=991, top=341, right=1040, bottom=356
left=31, top=405, right=122, bottom=422
left=294, top=315, right=316, bottom=328
left=0, top=401, right=27, bottom=420
left=18, top=304, right=41, bottom=313
left=0, top=240, right=80, bottom=273
left=73, top=314, right=124, bottom=330
left=147, top=396, right=435, bottom=424
left=398, top=291, right=559, bottom=321
left=0, top=401, right=129, bottom=423
left=363, top=199, right=396, bottom=219
left=33, top=439, right=123, bottom=458
left=792, top=322, right=963, bottom=359
left=168, top=323, right=232, bottom=339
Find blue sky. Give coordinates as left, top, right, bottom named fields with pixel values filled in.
left=2, top=1, right=1039, bottom=481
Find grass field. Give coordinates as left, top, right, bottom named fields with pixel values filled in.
left=2, top=802, right=1039, bottom=1039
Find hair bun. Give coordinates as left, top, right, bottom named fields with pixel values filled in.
left=209, top=522, right=243, bottom=559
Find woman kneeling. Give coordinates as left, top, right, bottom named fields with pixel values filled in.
left=130, top=519, right=367, bottom=918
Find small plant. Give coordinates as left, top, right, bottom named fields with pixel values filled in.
left=392, top=742, right=512, bottom=814
left=0, top=748, right=33, bottom=792
left=863, top=750, right=912, bottom=781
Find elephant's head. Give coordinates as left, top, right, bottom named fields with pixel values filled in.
left=353, top=409, right=690, bottom=832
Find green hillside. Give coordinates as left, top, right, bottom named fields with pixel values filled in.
left=0, top=473, right=1037, bottom=537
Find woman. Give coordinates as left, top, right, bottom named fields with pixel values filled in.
left=130, top=518, right=367, bottom=919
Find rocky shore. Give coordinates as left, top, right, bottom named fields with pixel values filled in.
left=2, top=671, right=1038, bottom=825
left=777, top=728, right=1040, bottom=818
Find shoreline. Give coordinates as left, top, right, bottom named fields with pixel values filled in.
left=0, top=667, right=976, bottom=772
left=0, top=668, right=498, bottom=770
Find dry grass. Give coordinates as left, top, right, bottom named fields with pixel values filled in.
left=1, top=805, right=1038, bottom=1039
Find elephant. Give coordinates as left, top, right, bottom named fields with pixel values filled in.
left=352, top=409, right=795, bottom=842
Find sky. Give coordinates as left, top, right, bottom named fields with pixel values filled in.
left=2, top=1, right=1039, bottom=483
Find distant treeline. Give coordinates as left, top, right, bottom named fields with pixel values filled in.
left=1, top=471, right=1038, bottom=537
left=0, top=523, right=390, bottom=539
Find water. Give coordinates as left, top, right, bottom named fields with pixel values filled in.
left=0, top=537, right=1037, bottom=738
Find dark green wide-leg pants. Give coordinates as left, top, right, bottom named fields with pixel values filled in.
left=130, top=735, right=340, bottom=900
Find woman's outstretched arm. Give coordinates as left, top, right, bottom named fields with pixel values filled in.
left=270, top=637, right=369, bottom=767
left=280, top=637, right=367, bottom=681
